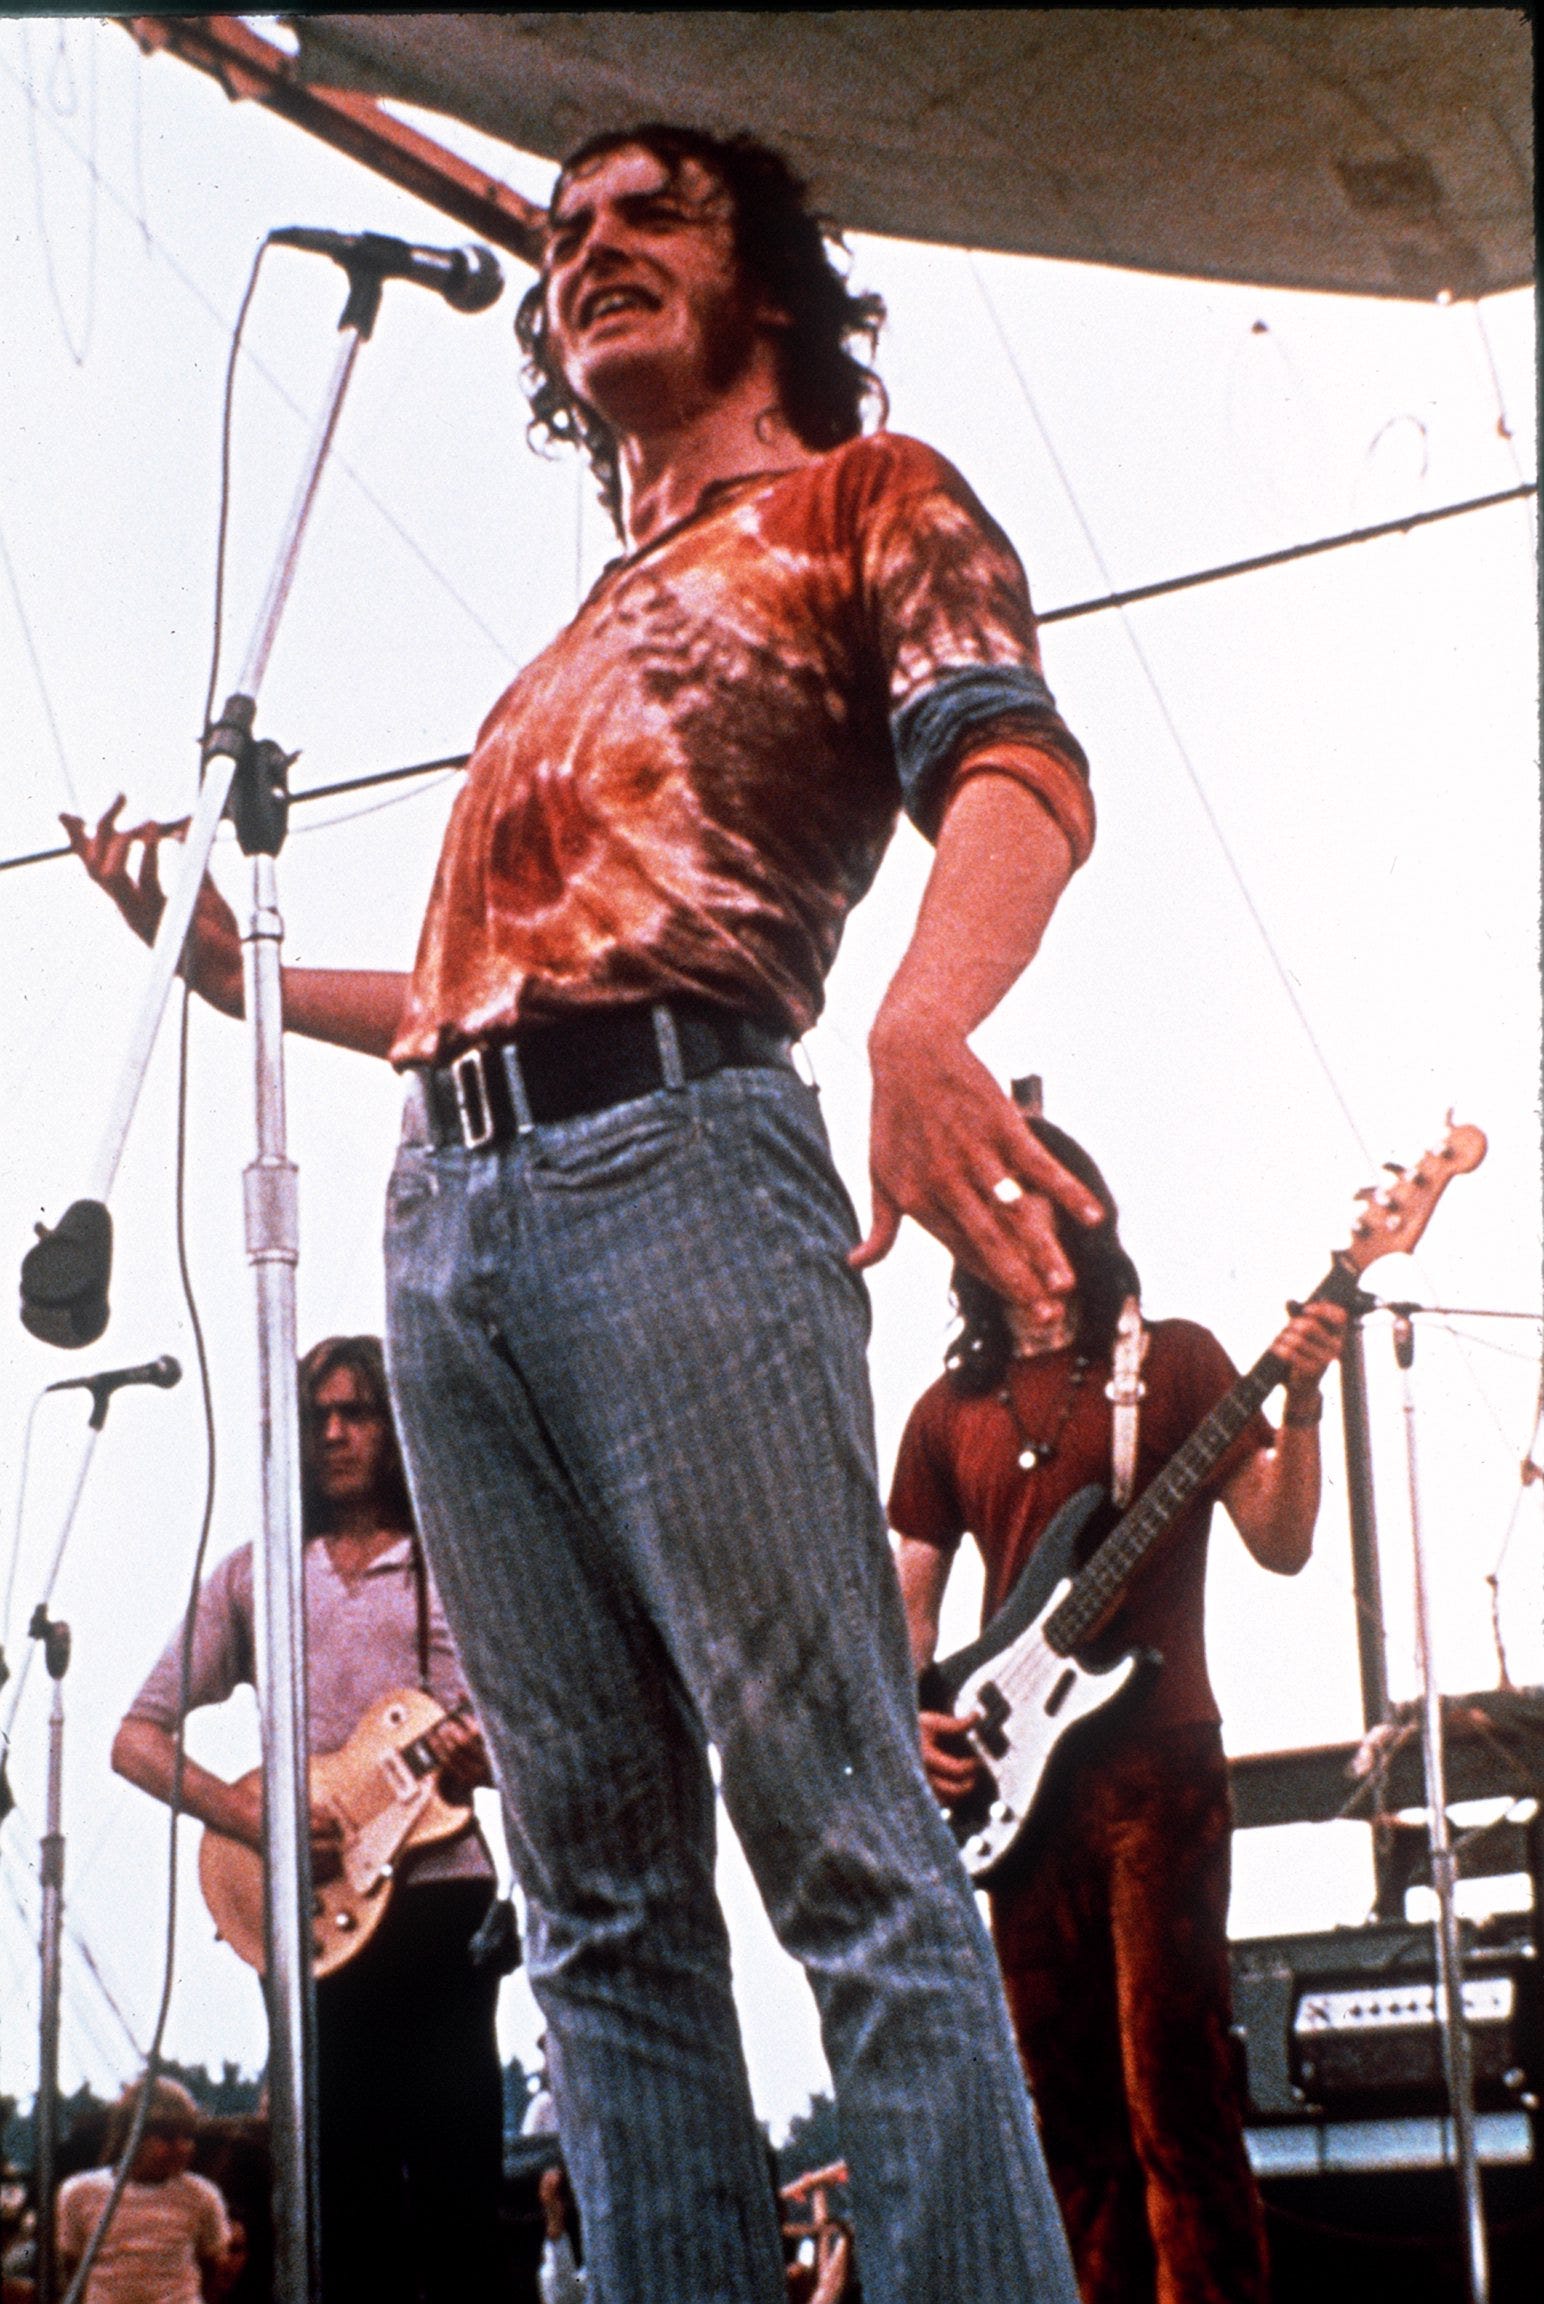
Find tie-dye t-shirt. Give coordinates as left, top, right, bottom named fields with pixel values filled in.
left=394, top=430, right=1094, bottom=1066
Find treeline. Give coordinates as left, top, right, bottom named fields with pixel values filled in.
left=4, top=2055, right=542, bottom=2173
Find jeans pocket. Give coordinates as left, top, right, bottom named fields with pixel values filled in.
left=385, top=1146, right=440, bottom=1228
left=527, top=1095, right=700, bottom=1197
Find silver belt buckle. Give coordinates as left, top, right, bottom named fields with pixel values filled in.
left=449, top=1047, right=495, bottom=1150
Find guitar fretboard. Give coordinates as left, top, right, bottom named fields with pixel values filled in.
left=1044, top=1259, right=1357, bottom=1656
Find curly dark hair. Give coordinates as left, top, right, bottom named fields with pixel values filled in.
left=298, top=1334, right=415, bottom=1540
left=945, top=1122, right=1143, bottom=1396
left=515, top=123, right=887, bottom=532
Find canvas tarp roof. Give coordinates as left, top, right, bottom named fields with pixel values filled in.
left=287, top=9, right=1533, bottom=301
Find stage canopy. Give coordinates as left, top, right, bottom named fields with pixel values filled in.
left=284, top=8, right=1533, bottom=302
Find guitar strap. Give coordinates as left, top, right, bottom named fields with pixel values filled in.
left=408, top=1530, right=432, bottom=1692
left=1106, top=1293, right=1149, bottom=1507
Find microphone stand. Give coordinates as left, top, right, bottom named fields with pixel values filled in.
left=25, top=251, right=398, bottom=2304
left=33, top=1609, right=71, bottom=2304
left=1390, top=1308, right=1489, bottom=2304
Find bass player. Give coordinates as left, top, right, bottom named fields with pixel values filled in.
left=111, top=1334, right=507, bottom=2304
left=889, top=1112, right=1345, bottom=2304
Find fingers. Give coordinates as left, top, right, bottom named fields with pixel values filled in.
left=1010, top=1124, right=1105, bottom=1231
left=924, top=1178, right=1074, bottom=1321
left=918, top=1710, right=987, bottom=1805
left=849, top=1188, right=901, bottom=1272
left=1276, top=1299, right=1348, bottom=1373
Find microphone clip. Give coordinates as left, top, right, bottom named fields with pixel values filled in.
left=204, top=692, right=297, bottom=859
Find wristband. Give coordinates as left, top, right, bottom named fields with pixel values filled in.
left=1282, top=1394, right=1324, bottom=1429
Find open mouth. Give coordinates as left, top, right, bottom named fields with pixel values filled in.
left=577, top=283, right=659, bottom=329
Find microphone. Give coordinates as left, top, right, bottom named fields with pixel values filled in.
left=46, top=1354, right=182, bottom=1428
left=269, top=227, right=504, bottom=315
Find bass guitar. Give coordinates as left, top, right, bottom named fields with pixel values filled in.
left=198, top=1686, right=477, bottom=1979
left=926, top=1117, right=1486, bottom=1885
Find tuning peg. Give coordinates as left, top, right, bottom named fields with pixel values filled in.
left=1382, top=1161, right=1406, bottom=1176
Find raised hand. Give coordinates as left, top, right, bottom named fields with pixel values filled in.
left=60, top=795, right=245, bottom=1014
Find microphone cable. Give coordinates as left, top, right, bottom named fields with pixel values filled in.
left=59, top=234, right=266, bottom=2304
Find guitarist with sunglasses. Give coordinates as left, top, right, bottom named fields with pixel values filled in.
left=889, top=1117, right=1345, bottom=2304
left=109, top=1335, right=507, bottom=2304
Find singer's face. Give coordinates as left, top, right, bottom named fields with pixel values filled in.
left=543, top=146, right=767, bottom=431
left=309, top=1364, right=390, bottom=1509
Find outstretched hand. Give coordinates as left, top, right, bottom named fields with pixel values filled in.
left=852, top=1017, right=1104, bottom=1316
left=60, top=795, right=245, bottom=1014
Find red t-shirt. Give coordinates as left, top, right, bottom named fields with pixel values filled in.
left=393, top=431, right=1093, bottom=1064
left=887, top=1319, right=1273, bottom=1730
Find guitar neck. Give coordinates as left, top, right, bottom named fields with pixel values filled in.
left=1044, top=1258, right=1357, bottom=1655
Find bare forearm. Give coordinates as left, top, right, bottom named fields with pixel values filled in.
left=857, top=773, right=1101, bottom=1301
left=1221, top=1301, right=1346, bottom=1574
left=201, top=961, right=406, bottom=1059
left=1222, top=1425, right=1322, bottom=1574
left=894, top=1536, right=952, bottom=1671
left=874, top=773, right=1073, bottom=1051
left=111, top=1718, right=258, bottom=1845
left=282, top=968, right=407, bottom=1058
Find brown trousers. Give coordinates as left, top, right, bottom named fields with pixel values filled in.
left=991, top=1719, right=1268, bottom=2304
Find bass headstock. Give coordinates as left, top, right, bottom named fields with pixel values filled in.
left=1342, top=1112, right=1487, bottom=1276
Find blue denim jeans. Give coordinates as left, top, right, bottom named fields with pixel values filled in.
left=384, top=1062, right=1077, bottom=2304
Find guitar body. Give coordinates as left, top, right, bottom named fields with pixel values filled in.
left=198, top=1686, right=473, bottom=1980
left=930, top=1487, right=1151, bottom=1885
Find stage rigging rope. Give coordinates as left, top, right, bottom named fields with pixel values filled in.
left=0, top=507, right=80, bottom=808
left=963, top=254, right=1539, bottom=1497
left=969, top=250, right=1378, bottom=1168
left=2, top=481, right=1532, bottom=878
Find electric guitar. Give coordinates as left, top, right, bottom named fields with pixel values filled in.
left=926, top=1117, right=1486, bottom=1885
left=198, top=1686, right=478, bottom=1979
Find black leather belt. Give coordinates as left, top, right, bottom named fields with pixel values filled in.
left=419, top=1000, right=794, bottom=1149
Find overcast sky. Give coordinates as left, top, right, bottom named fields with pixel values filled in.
left=1, top=18, right=1538, bottom=2137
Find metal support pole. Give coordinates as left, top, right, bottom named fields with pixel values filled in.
left=243, top=852, right=319, bottom=2304
left=1339, top=1302, right=1390, bottom=1731
left=1393, top=1313, right=1489, bottom=2304
left=35, top=1614, right=72, bottom=2304
left=1338, top=1298, right=1403, bottom=1914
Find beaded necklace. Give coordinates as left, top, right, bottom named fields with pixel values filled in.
left=998, top=1352, right=1093, bottom=1473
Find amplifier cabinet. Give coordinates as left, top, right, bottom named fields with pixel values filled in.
left=1231, top=1919, right=1539, bottom=2122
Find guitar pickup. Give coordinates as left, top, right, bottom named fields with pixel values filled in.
left=968, top=1680, right=1012, bottom=1760
left=379, top=1752, right=420, bottom=1801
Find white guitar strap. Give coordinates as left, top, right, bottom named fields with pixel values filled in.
left=1106, top=1293, right=1149, bottom=1507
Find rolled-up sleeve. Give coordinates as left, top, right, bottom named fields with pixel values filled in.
left=858, top=438, right=1094, bottom=856
left=891, top=667, right=1096, bottom=863
left=125, top=1546, right=255, bottom=1728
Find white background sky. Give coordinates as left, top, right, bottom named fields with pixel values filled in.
left=0, top=17, right=1538, bottom=2140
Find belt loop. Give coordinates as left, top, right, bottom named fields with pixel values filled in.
left=651, top=1001, right=686, bottom=1091
left=497, top=1043, right=536, bottom=1134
